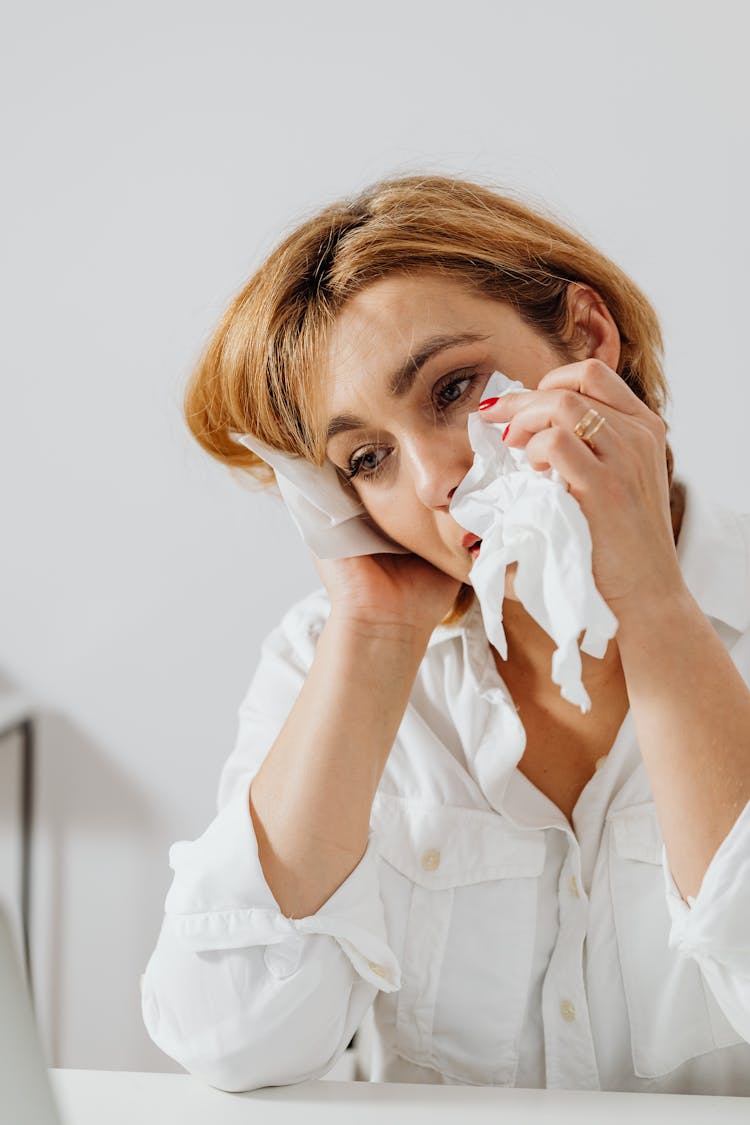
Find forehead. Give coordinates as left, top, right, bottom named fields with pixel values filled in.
left=324, top=270, right=492, bottom=385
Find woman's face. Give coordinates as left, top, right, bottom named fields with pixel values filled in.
left=324, top=269, right=577, bottom=592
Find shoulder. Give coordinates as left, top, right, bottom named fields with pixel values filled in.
left=277, top=584, right=331, bottom=637
left=677, top=480, right=750, bottom=637
left=258, top=585, right=332, bottom=674
left=705, top=491, right=750, bottom=576
left=736, top=508, right=750, bottom=552
left=217, top=587, right=333, bottom=805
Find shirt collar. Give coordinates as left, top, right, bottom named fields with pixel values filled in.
left=427, top=476, right=750, bottom=649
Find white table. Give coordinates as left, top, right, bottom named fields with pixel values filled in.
left=49, top=1069, right=749, bottom=1124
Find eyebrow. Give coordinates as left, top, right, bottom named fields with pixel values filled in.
left=325, top=331, right=491, bottom=444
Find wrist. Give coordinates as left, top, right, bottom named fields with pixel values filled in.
left=612, top=579, right=697, bottom=643
left=326, top=610, right=432, bottom=653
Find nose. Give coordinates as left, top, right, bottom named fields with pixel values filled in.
left=401, top=429, right=471, bottom=510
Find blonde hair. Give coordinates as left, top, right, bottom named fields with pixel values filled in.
left=184, top=173, right=675, bottom=626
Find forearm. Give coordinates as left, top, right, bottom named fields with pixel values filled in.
left=615, top=585, right=750, bottom=903
left=249, top=614, right=429, bottom=919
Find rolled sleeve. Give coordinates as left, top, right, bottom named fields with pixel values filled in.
left=141, top=775, right=400, bottom=1091
left=662, top=797, right=750, bottom=1041
left=164, top=775, right=401, bottom=991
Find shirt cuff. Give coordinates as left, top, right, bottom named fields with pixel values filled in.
left=663, top=796, right=750, bottom=977
left=163, top=777, right=401, bottom=992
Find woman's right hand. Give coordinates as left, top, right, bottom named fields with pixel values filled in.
left=312, top=549, right=465, bottom=642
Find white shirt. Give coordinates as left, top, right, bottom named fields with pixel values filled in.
left=141, top=479, right=750, bottom=1095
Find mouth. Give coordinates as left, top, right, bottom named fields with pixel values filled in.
left=461, top=533, right=482, bottom=558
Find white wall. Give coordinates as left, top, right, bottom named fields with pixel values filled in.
left=1, top=0, right=748, bottom=1072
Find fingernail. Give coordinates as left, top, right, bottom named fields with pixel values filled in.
left=478, top=397, right=499, bottom=411
left=501, top=424, right=510, bottom=441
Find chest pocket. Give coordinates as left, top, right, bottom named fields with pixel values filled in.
left=608, top=801, right=746, bottom=1078
left=371, top=793, right=546, bottom=1086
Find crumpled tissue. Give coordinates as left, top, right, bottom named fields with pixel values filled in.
left=230, top=367, right=618, bottom=712
left=447, top=369, right=619, bottom=713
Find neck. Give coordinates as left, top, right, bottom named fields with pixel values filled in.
left=497, top=599, right=624, bottom=698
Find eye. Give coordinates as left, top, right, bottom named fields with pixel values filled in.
left=343, top=368, right=481, bottom=483
left=346, top=447, right=389, bottom=482
left=436, top=374, right=471, bottom=406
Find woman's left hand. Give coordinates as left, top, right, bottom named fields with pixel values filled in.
left=478, top=359, right=688, bottom=615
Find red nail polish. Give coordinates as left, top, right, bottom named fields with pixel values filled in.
left=502, top=424, right=510, bottom=441
left=478, top=397, right=499, bottom=411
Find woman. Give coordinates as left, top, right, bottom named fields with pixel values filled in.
left=141, top=174, right=750, bottom=1095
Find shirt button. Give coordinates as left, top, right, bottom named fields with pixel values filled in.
left=560, top=998, right=576, bottom=1022
left=569, top=875, right=580, bottom=898
left=594, top=755, right=607, bottom=771
left=367, top=961, right=388, bottom=978
left=421, top=848, right=441, bottom=871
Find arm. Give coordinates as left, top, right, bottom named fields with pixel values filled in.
left=615, top=581, right=750, bottom=1038
left=615, top=585, right=750, bottom=905
left=249, top=612, right=431, bottom=919
left=141, top=606, right=429, bottom=1092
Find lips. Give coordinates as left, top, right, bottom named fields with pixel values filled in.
left=461, top=531, right=482, bottom=551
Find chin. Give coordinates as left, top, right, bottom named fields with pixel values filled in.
left=465, top=560, right=520, bottom=600
left=504, top=561, right=520, bottom=600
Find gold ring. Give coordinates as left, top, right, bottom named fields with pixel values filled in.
left=573, top=408, right=606, bottom=453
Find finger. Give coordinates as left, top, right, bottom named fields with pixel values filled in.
left=523, top=424, right=604, bottom=493
left=536, top=358, right=649, bottom=418
left=499, top=390, right=623, bottom=457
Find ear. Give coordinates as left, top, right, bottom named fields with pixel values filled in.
left=565, top=282, right=621, bottom=372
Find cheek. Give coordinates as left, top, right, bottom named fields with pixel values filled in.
left=361, top=502, right=407, bottom=543
left=363, top=502, right=433, bottom=557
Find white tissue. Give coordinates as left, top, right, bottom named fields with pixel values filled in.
left=228, top=430, right=410, bottom=558
left=448, top=370, right=619, bottom=713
